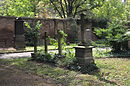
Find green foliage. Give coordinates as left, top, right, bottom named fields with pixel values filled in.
left=0, top=0, right=33, bottom=17
left=93, top=47, right=111, bottom=58
left=95, top=19, right=128, bottom=42
left=35, top=51, right=56, bottom=63
left=35, top=48, right=76, bottom=67
left=25, top=21, right=42, bottom=38
left=25, top=21, right=42, bottom=44
left=0, top=0, right=104, bottom=18
left=58, top=30, right=68, bottom=50
left=49, top=37, right=58, bottom=48
left=92, top=0, right=129, bottom=20
left=56, top=49, right=76, bottom=67
left=0, top=0, right=49, bottom=17
left=94, top=18, right=129, bottom=52
left=93, top=0, right=130, bottom=52
left=49, top=0, right=104, bottom=18
left=35, top=30, right=76, bottom=67
left=25, top=21, right=42, bottom=53
left=49, top=30, right=67, bottom=50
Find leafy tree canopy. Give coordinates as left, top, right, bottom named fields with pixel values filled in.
left=0, top=0, right=105, bottom=18
left=92, top=0, right=129, bottom=20
left=49, top=0, right=105, bottom=18
left=0, top=0, right=49, bottom=17
left=94, top=0, right=130, bottom=52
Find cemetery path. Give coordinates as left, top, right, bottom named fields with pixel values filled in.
left=0, top=64, right=57, bottom=86
left=0, top=52, right=32, bottom=59
left=0, top=50, right=58, bottom=59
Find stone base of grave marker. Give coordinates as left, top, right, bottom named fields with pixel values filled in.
left=74, top=46, right=94, bottom=66
left=14, top=35, right=25, bottom=50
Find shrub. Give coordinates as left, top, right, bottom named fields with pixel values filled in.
left=35, top=51, right=56, bottom=63
left=56, top=49, right=76, bottom=67
left=35, top=48, right=76, bottom=68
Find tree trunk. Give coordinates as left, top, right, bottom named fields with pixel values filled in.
left=44, top=32, right=48, bottom=54
left=34, top=36, right=37, bottom=53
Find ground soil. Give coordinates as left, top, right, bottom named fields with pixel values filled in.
left=0, top=65, right=57, bottom=86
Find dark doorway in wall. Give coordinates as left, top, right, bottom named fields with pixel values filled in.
left=14, top=17, right=25, bottom=49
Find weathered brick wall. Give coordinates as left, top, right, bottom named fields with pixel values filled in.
left=0, top=16, right=15, bottom=48
left=0, top=16, right=81, bottom=48
left=0, top=16, right=99, bottom=48
left=24, top=18, right=80, bottom=43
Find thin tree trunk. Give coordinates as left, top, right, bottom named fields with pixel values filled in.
left=59, top=0, right=66, bottom=18
left=34, top=36, right=37, bottom=53
left=44, top=32, right=48, bottom=54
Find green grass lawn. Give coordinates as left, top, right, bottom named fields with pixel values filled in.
left=95, top=58, right=130, bottom=86
left=0, top=44, right=77, bottom=53
left=26, top=44, right=76, bottom=51
left=0, top=57, right=129, bottom=86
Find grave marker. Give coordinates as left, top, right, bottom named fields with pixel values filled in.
left=75, top=14, right=95, bottom=67
left=14, top=17, right=25, bottom=49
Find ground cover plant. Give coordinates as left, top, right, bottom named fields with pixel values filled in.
left=0, top=57, right=129, bottom=86
left=33, top=30, right=77, bottom=69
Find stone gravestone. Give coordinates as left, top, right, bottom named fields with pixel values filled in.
left=75, top=46, right=94, bottom=66
left=75, top=14, right=95, bottom=67
left=14, top=17, right=25, bottom=49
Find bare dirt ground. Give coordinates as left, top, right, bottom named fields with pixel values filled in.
left=0, top=65, right=57, bottom=86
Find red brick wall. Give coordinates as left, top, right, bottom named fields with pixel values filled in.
left=0, top=16, right=98, bottom=48
left=0, top=16, right=15, bottom=48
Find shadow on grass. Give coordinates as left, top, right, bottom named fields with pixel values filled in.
left=90, top=70, right=118, bottom=85
left=67, top=62, right=118, bottom=85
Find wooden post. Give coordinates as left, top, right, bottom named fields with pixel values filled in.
left=57, top=30, right=62, bottom=55
left=34, top=36, right=37, bottom=54
left=44, top=32, right=48, bottom=54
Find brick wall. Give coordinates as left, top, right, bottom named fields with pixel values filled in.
left=23, top=18, right=81, bottom=43
left=0, top=16, right=100, bottom=48
left=0, top=16, right=81, bottom=48
left=0, top=16, right=15, bottom=48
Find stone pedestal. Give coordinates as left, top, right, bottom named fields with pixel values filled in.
left=74, top=46, right=94, bottom=66
left=14, top=35, right=25, bottom=49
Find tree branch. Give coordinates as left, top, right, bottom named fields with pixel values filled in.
left=73, top=1, right=86, bottom=17
left=59, top=0, right=66, bottom=18
left=50, top=0, right=63, bottom=18
left=76, top=9, right=89, bottom=15
left=64, top=0, right=68, bottom=17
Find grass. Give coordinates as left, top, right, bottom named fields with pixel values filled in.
left=93, top=47, right=111, bottom=58
left=0, top=44, right=77, bottom=53
left=0, top=57, right=129, bottom=86
left=0, top=58, right=103, bottom=86
left=26, top=44, right=76, bottom=51
left=95, top=58, right=130, bottom=86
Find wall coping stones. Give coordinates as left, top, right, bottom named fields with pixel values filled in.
left=74, top=46, right=94, bottom=49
